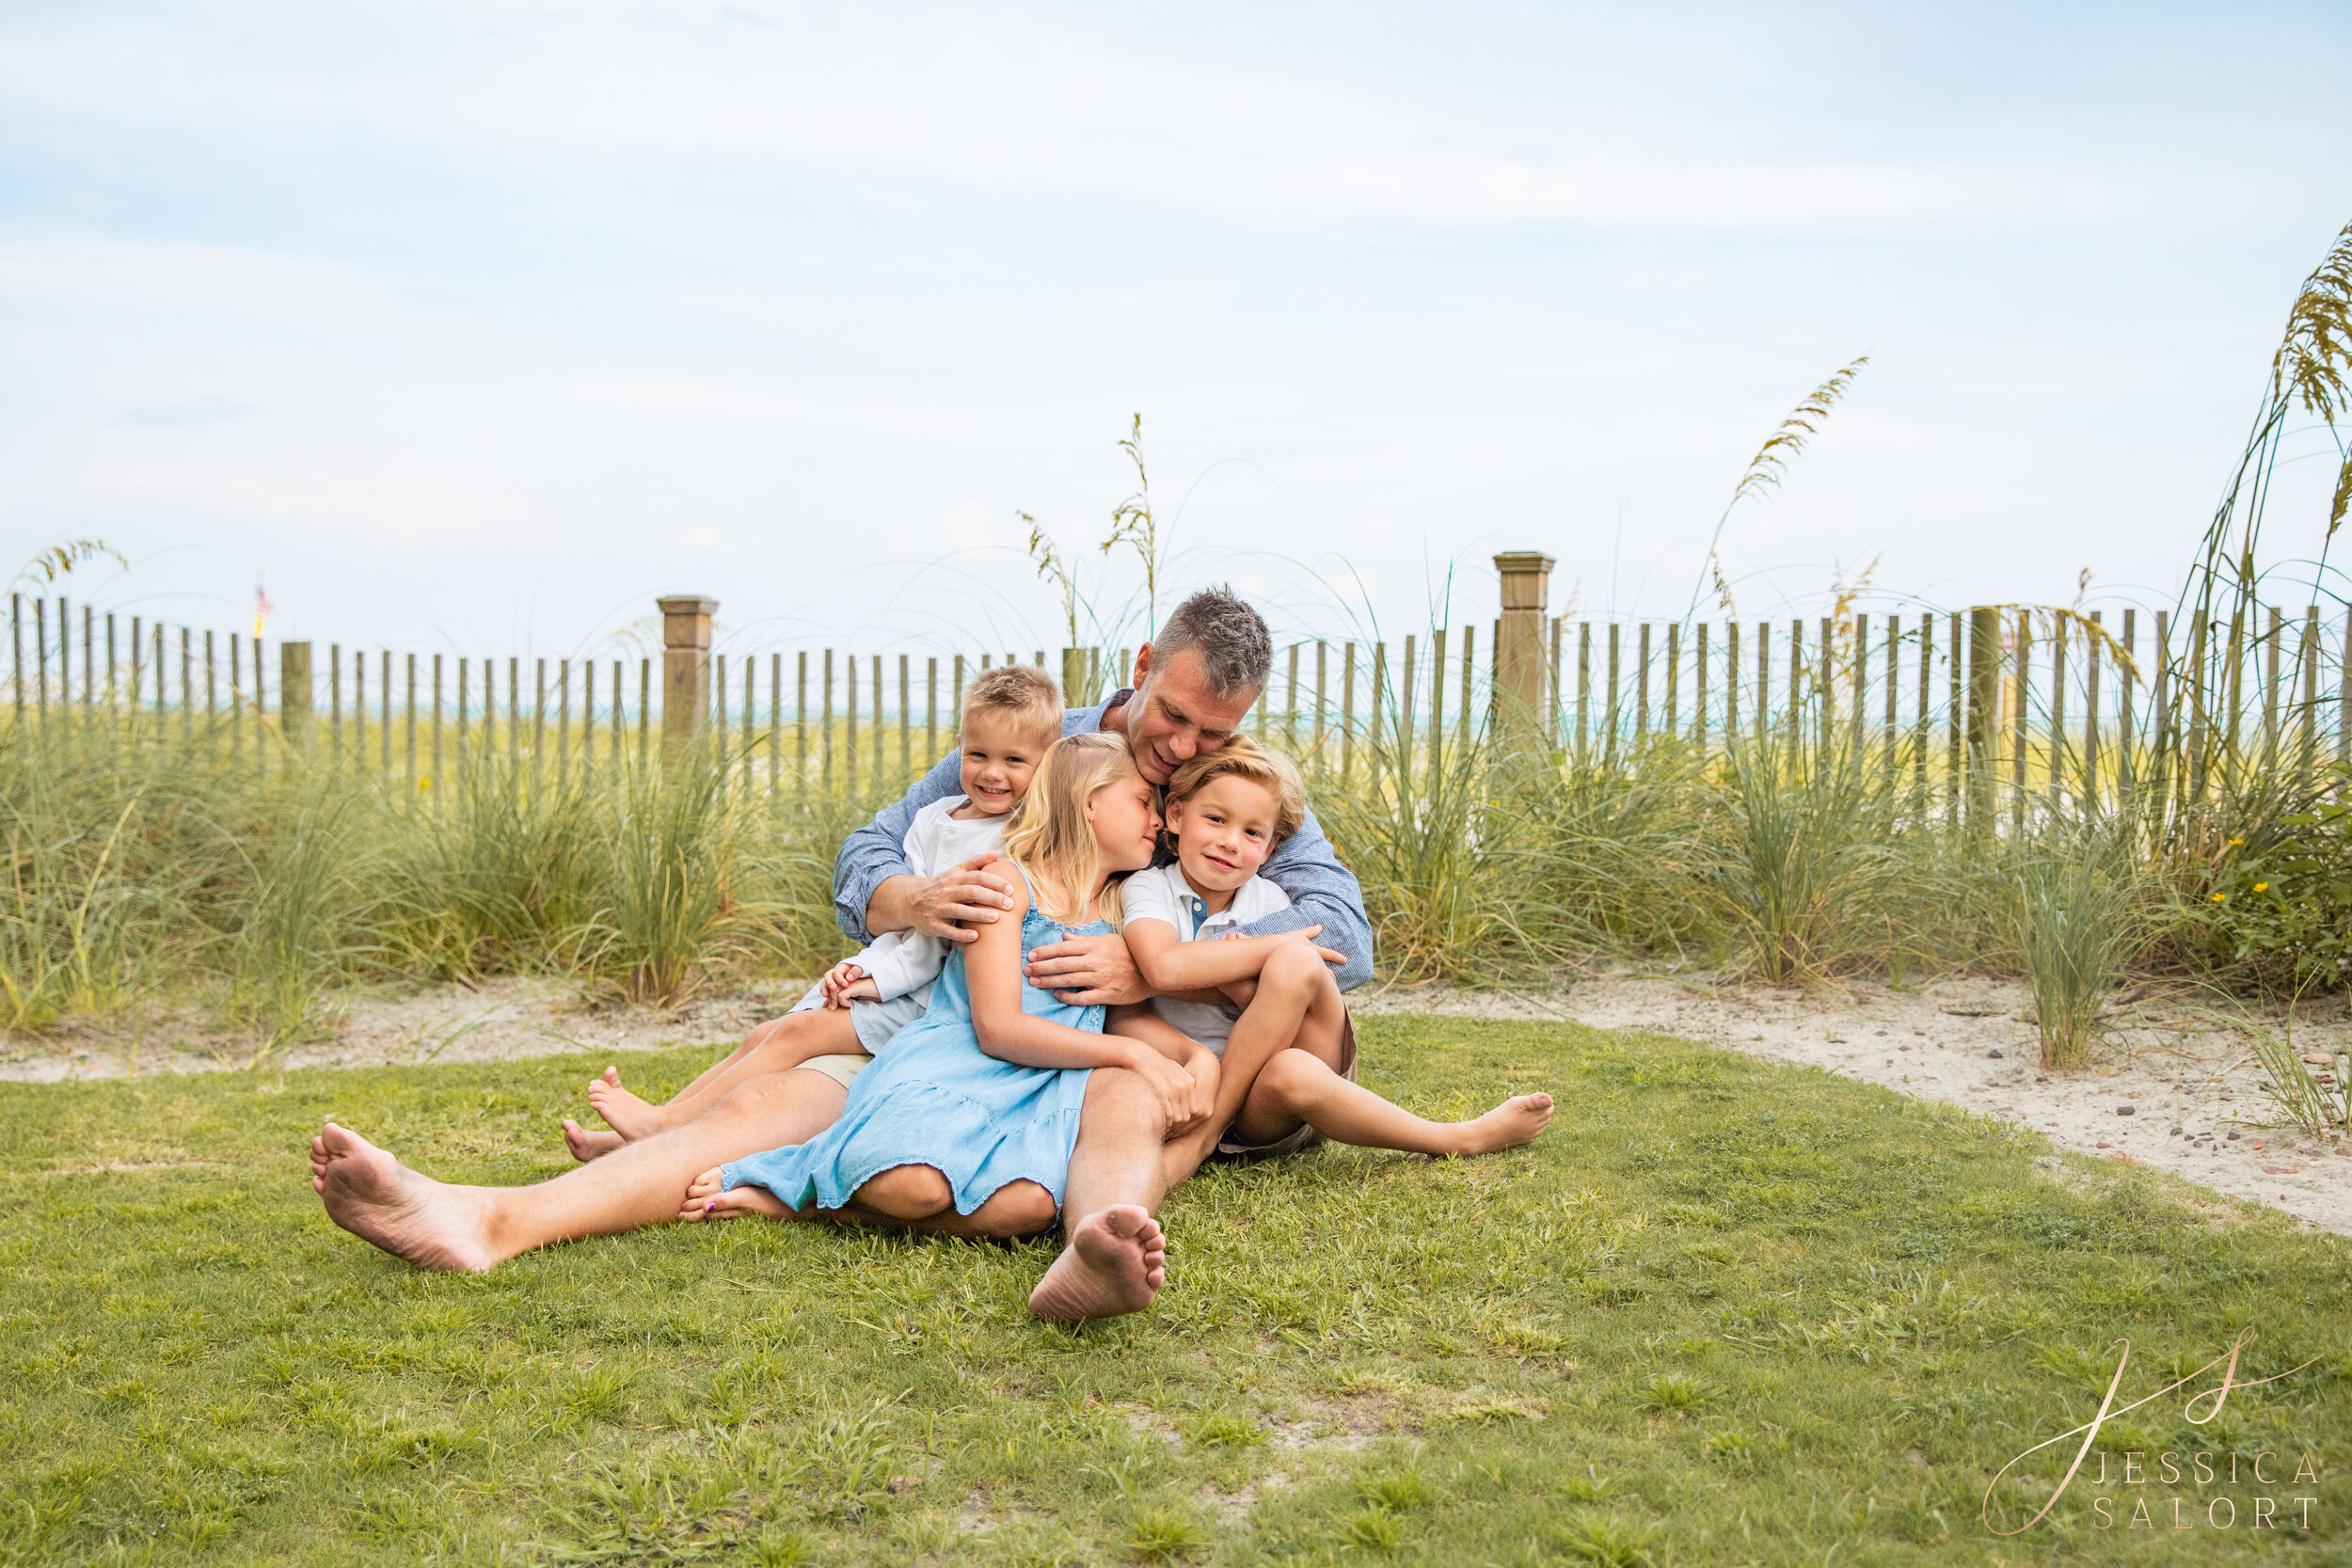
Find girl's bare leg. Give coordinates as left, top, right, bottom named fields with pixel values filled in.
left=679, top=1160, right=1060, bottom=1240
left=580, top=1008, right=865, bottom=1148
left=316, top=1069, right=849, bottom=1272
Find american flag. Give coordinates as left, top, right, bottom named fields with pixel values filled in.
left=254, top=579, right=274, bottom=638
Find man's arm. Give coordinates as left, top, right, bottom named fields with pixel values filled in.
left=1232, top=803, right=1374, bottom=990
left=832, top=751, right=962, bottom=943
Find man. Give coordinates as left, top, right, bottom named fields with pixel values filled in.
left=309, top=589, right=1371, bottom=1321
left=832, top=586, right=1372, bottom=1319
left=840, top=586, right=1370, bottom=1001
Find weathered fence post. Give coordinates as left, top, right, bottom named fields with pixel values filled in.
left=1491, top=554, right=1554, bottom=753
left=659, top=595, right=717, bottom=756
left=279, top=641, right=312, bottom=750
left=1966, top=606, right=2000, bottom=831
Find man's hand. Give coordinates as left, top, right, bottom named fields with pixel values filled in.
left=1024, top=931, right=1152, bottom=1006
left=1125, top=1045, right=1210, bottom=1138
left=877, top=851, right=1014, bottom=945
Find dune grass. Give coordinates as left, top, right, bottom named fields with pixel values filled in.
left=4, top=1016, right=2347, bottom=1565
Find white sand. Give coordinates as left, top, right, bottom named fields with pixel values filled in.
left=8, top=970, right=2349, bottom=1233
left=1355, top=974, right=2352, bottom=1234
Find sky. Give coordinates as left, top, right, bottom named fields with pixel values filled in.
left=2, top=0, right=2348, bottom=669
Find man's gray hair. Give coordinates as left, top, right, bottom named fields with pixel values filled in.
left=1152, top=587, right=1273, bottom=701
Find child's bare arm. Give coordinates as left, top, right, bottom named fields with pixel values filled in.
left=1105, top=1005, right=1219, bottom=1134
left=1124, top=920, right=1343, bottom=993
left=966, top=884, right=1158, bottom=1069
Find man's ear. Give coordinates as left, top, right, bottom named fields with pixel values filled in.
left=1129, top=642, right=1153, bottom=689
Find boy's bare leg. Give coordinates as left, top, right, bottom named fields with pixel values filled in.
left=1227, top=1050, right=1553, bottom=1155
left=582, top=1008, right=864, bottom=1148
left=1180, top=942, right=1351, bottom=1150
left=315, top=1069, right=849, bottom=1273
left=568, top=1016, right=809, bottom=1161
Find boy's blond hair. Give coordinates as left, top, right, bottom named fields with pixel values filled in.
left=961, top=664, right=1061, bottom=742
left=1002, top=732, right=1139, bottom=927
left=1164, top=736, right=1306, bottom=846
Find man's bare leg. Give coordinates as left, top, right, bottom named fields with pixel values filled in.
left=315, top=1069, right=849, bottom=1272
left=580, top=1008, right=865, bottom=1151
left=1028, top=1066, right=1171, bottom=1322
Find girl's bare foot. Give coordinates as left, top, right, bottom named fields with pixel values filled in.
left=1448, top=1093, right=1556, bottom=1156
left=1028, top=1206, right=1165, bottom=1322
left=588, top=1067, right=667, bottom=1143
left=310, top=1122, right=499, bottom=1272
left=562, top=1117, right=624, bottom=1162
left=678, top=1165, right=791, bottom=1223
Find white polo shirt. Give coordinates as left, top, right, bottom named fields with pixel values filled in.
left=1120, top=863, right=1292, bottom=1055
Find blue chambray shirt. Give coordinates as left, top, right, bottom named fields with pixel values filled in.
left=831, top=690, right=1375, bottom=990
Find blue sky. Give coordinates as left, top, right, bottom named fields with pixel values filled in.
left=2, top=1, right=2347, bottom=665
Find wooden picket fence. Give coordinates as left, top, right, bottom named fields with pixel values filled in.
left=8, top=594, right=2347, bottom=815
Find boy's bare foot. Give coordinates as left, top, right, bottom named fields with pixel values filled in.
left=310, top=1122, right=497, bottom=1273
left=588, top=1067, right=666, bottom=1143
left=679, top=1166, right=794, bottom=1223
left=1028, top=1205, right=1165, bottom=1322
left=562, top=1117, right=624, bottom=1163
left=1449, top=1093, right=1556, bottom=1156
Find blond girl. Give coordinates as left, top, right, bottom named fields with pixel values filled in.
left=685, top=732, right=1215, bottom=1229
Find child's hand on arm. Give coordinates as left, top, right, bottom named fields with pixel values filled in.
left=1126, top=919, right=1343, bottom=994
left=819, top=962, right=876, bottom=1008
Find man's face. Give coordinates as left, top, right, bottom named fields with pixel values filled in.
left=1123, top=645, right=1257, bottom=785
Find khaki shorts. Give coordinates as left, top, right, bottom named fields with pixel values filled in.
left=794, top=1053, right=871, bottom=1092
left=1213, top=1010, right=1359, bottom=1160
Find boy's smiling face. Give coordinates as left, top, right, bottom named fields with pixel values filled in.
left=1165, top=774, right=1281, bottom=895
left=959, top=714, right=1052, bottom=816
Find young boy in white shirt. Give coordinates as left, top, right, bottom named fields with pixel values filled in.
left=562, top=666, right=1063, bottom=1160
left=1120, top=738, right=1553, bottom=1160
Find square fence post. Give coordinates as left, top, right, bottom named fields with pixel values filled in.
left=658, top=595, right=718, bottom=756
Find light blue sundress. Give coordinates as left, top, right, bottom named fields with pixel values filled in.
left=719, top=872, right=1113, bottom=1216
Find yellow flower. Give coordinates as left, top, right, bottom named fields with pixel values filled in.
left=420, top=778, right=433, bottom=789
left=2253, top=881, right=2268, bottom=893
left=2228, top=836, right=2245, bottom=847
left=2211, top=893, right=2227, bottom=903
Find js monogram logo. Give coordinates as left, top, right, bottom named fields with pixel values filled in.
left=1983, top=1327, right=2322, bottom=1536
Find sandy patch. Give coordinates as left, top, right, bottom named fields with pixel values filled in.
left=0, top=975, right=801, bottom=1085
left=1354, top=974, right=2352, bottom=1235
left=8, top=969, right=2350, bottom=1235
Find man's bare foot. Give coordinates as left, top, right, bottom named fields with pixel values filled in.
left=677, top=1165, right=793, bottom=1223
left=1447, top=1092, right=1556, bottom=1156
left=588, top=1067, right=668, bottom=1143
left=562, top=1118, right=624, bottom=1163
left=310, top=1122, right=498, bottom=1272
left=1027, top=1205, right=1165, bottom=1323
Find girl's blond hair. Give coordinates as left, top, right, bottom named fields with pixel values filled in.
left=1001, top=731, right=1141, bottom=927
left=1164, top=736, right=1306, bottom=845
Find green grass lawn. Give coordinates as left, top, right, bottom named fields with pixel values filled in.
left=3, top=1017, right=2346, bottom=1566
